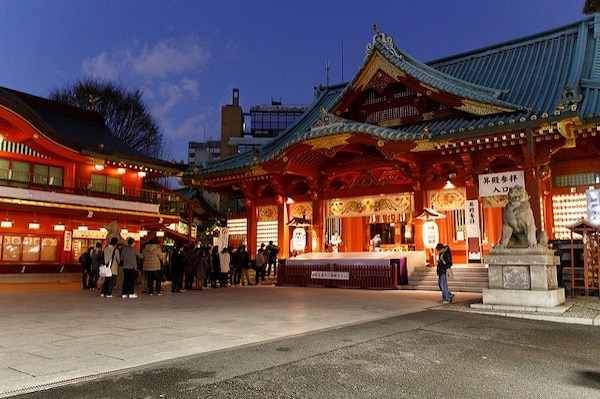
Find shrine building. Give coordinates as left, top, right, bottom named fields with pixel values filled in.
left=183, top=15, right=600, bottom=266
left=0, top=87, right=188, bottom=281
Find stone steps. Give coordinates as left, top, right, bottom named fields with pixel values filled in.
left=404, top=266, right=489, bottom=293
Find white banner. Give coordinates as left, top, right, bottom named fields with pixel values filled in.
left=587, top=189, right=600, bottom=225
left=219, top=227, right=229, bottom=251
left=311, top=271, right=349, bottom=280
left=478, top=171, right=525, bottom=197
left=465, top=199, right=480, bottom=237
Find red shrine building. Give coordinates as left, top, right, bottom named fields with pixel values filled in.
left=184, top=17, right=600, bottom=265
left=0, top=88, right=188, bottom=281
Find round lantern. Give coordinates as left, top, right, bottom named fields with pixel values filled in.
left=422, top=220, right=439, bottom=249
left=291, top=227, right=306, bottom=252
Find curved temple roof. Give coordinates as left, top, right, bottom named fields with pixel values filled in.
left=185, top=14, right=600, bottom=180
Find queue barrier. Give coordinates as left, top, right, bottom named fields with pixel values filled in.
left=276, top=261, right=399, bottom=290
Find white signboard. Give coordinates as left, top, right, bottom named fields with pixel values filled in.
left=465, top=199, right=480, bottom=237
left=311, top=271, right=350, bottom=280
left=478, top=171, right=525, bottom=197
left=587, top=189, right=600, bottom=225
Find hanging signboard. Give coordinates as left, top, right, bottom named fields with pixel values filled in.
left=465, top=200, right=480, bottom=237
left=478, top=171, right=525, bottom=197
left=587, top=189, right=600, bottom=225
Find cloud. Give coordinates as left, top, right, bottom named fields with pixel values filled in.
left=151, top=77, right=200, bottom=117
left=181, top=77, right=199, bottom=96
left=81, top=52, right=120, bottom=80
left=129, top=37, right=210, bottom=77
left=80, top=36, right=210, bottom=80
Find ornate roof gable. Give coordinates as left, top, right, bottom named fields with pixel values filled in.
left=333, top=25, right=525, bottom=126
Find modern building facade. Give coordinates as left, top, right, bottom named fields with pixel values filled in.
left=222, top=89, right=309, bottom=157
left=183, top=16, right=600, bottom=265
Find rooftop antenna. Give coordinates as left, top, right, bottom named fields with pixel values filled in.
left=326, top=60, right=330, bottom=86
left=341, top=39, right=344, bottom=83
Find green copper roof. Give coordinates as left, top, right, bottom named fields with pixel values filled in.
left=186, top=14, right=600, bottom=178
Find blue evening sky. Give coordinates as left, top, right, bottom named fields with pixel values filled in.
left=0, top=0, right=588, bottom=163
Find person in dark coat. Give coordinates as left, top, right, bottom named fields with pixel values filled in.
left=436, top=243, right=454, bottom=304
left=171, top=244, right=186, bottom=292
left=79, top=246, right=93, bottom=289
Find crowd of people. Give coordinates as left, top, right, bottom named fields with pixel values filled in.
left=79, top=238, right=281, bottom=298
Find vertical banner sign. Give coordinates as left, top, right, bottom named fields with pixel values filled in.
left=478, top=171, right=525, bottom=197
left=63, top=230, right=72, bottom=251
left=587, top=189, right=600, bottom=225
left=465, top=199, right=481, bottom=261
left=219, top=227, right=229, bottom=251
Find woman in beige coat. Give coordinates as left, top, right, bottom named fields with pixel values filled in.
left=142, top=237, right=163, bottom=295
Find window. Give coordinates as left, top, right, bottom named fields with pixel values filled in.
left=2, top=236, right=22, bottom=261
left=33, top=164, right=63, bottom=187
left=452, top=209, right=466, bottom=241
left=0, top=159, right=9, bottom=183
left=0, top=235, right=58, bottom=262
left=10, top=160, right=30, bottom=188
left=22, top=236, right=41, bottom=261
left=91, top=173, right=121, bottom=194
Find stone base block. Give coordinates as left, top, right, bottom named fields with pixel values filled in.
left=483, top=287, right=566, bottom=308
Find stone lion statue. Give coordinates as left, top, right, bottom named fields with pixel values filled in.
left=497, top=186, right=547, bottom=249
left=105, top=221, right=128, bottom=245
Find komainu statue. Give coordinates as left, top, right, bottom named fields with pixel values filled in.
left=105, top=221, right=128, bottom=245
left=496, top=186, right=547, bottom=249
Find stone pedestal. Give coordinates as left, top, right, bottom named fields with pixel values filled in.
left=483, top=248, right=565, bottom=308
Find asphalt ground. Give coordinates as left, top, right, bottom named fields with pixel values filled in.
left=1, top=282, right=600, bottom=398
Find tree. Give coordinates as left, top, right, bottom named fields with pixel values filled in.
left=584, top=0, right=600, bottom=13
left=49, top=78, right=165, bottom=159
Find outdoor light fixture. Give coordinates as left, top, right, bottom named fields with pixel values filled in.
left=121, top=228, right=128, bottom=234
left=443, top=179, right=456, bottom=190
left=138, top=171, right=146, bottom=178
left=28, top=221, right=40, bottom=230
left=156, top=231, right=165, bottom=237
left=53, top=223, right=65, bottom=231
left=1, top=220, right=12, bottom=228
left=444, top=172, right=457, bottom=190
left=139, top=229, right=148, bottom=237
left=78, top=225, right=88, bottom=231
left=94, top=164, right=104, bottom=171
left=117, top=168, right=126, bottom=174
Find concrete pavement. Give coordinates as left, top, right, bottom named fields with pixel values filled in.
left=0, top=282, right=476, bottom=397
left=0, top=282, right=598, bottom=397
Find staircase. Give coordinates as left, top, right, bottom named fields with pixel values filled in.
left=404, top=266, right=489, bottom=293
